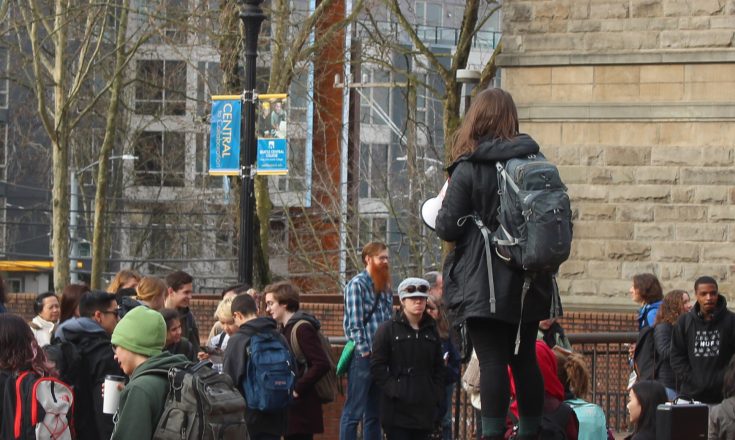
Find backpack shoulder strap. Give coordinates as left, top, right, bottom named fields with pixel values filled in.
left=14, top=371, right=33, bottom=438
left=289, top=320, right=310, bottom=364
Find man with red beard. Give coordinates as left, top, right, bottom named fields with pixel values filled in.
left=340, top=242, right=394, bottom=440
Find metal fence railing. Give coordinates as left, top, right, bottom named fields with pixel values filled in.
left=329, top=331, right=638, bottom=437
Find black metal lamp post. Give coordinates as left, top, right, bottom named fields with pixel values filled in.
left=237, top=0, right=266, bottom=285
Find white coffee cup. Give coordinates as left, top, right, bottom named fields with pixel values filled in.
left=103, top=375, right=126, bottom=414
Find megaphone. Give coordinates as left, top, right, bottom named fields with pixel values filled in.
left=420, top=180, right=449, bottom=231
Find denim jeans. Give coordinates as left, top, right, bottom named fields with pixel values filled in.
left=441, top=384, right=454, bottom=440
left=339, top=353, right=382, bottom=440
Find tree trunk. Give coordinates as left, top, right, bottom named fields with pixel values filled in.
left=90, top=0, right=129, bottom=289
left=52, top=0, right=70, bottom=292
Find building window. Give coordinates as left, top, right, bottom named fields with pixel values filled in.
left=161, top=0, right=189, bottom=44
left=415, top=1, right=443, bottom=26
left=196, top=61, right=222, bottom=116
left=133, top=131, right=186, bottom=187
left=359, top=69, right=391, bottom=126
left=359, top=143, right=389, bottom=198
left=359, top=216, right=388, bottom=249
left=0, top=47, right=7, bottom=108
left=194, top=132, right=221, bottom=188
left=0, top=122, right=6, bottom=168
left=135, top=60, right=187, bottom=116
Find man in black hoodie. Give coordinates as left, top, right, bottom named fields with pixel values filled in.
left=670, top=276, right=735, bottom=403
left=223, top=293, right=288, bottom=440
left=54, top=291, right=125, bottom=440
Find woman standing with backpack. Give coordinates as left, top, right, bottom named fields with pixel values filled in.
left=630, top=274, right=664, bottom=384
left=264, top=281, right=331, bottom=440
left=435, top=87, right=558, bottom=440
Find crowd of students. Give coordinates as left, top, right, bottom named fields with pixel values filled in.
left=0, top=270, right=337, bottom=440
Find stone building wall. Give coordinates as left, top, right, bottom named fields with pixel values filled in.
left=498, top=1, right=735, bottom=309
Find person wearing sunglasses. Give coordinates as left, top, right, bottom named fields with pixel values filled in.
left=52, top=290, right=125, bottom=440
left=370, top=277, right=445, bottom=440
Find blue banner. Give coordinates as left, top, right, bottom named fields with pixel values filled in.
left=209, top=96, right=241, bottom=175
left=257, top=138, right=288, bottom=175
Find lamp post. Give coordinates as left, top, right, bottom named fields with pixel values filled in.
left=456, top=69, right=481, bottom=117
left=69, top=154, right=136, bottom=284
left=237, top=0, right=266, bottom=285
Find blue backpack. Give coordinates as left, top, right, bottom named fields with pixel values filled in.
left=566, top=398, right=607, bottom=440
left=243, top=332, right=296, bottom=412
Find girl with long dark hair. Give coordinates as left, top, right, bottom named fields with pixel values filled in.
left=625, top=380, right=667, bottom=440
left=435, top=87, right=557, bottom=440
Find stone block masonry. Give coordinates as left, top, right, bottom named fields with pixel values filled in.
left=500, top=0, right=735, bottom=309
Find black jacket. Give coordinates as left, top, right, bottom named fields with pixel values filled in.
left=370, top=311, right=444, bottom=431
left=223, top=317, right=288, bottom=436
left=435, top=134, right=555, bottom=325
left=58, top=318, right=123, bottom=440
left=654, top=322, right=675, bottom=389
left=670, top=295, right=735, bottom=403
left=178, top=307, right=200, bottom=350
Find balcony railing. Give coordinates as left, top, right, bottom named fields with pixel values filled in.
left=358, top=20, right=500, bottom=50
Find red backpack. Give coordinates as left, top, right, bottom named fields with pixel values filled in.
left=11, top=371, right=75, bottom=440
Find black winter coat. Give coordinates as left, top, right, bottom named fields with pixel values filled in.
left=435, top=134, right=555, bottom=325
left=59, top=319, right=124, bottom=440
left=670, top=295, right=735, bottom=403
left=370, top=311, right=444, bottom=431
left=653, top=322, right=675, bottom=389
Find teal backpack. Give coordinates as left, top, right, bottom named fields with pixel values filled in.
left=566, top=398, right=607, bottom=440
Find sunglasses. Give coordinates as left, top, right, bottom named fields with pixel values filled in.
left=403, top=285, right=429, bottom=294
left=101, top=309, right=119, bottom=318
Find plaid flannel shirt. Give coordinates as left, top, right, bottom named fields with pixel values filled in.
left=343, top=270, right=393, bottom=356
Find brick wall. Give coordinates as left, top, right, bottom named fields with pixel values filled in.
left=6, top=293, right=636, bottom=439
left=498, top=0, right=735, bottom=310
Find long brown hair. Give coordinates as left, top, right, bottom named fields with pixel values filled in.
left=60, top=283, right=90, bottom=323
left=427, top=296, right=450, bottom=339
left=655, top=290, right=688, bottom=326
left=0, top=314, right=56, bottom=376
left=450, top=87, right=519, bottom=162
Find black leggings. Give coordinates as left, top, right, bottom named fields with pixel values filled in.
left=467, top=318, right=543, bottom=420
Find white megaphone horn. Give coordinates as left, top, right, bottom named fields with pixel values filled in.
left=420, top=179, right=449, bottom=231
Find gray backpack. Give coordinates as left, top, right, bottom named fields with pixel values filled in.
left=145, top=361, right=249, bottom=440
left=493, top=152, right=572, bottom=271
left=470, top=153, right=572, bottom=353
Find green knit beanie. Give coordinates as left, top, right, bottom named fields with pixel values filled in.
left=111, top=306, right=166, bottom=357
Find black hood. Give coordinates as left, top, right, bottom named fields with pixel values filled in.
left=285, top=311, right=321, bottom=330
left=447, top=134, right=540, bottom=173
left=693, top=294, right=728, bottom=323
left=237, top=316, right=278, bottom=335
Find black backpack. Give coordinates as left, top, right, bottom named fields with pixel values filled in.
left=634, top=325, right=658, bottom=381
left=43, top=337, right=83, bottom=386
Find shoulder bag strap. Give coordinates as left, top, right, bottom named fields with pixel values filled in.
left=363, top=293, right=382, bottom=326
left=290, top=320, right=309, bottom=364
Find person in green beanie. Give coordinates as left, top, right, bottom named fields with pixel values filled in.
left=110, top=306, right=189, bottom=440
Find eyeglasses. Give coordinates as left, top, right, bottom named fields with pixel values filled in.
left=403, top=285, right=429, bottom=294
left=111, top=344, right=118, bottom=353
left=101, top=309, right=119, bottom=318
left=426, top=305, right=437, bottom=311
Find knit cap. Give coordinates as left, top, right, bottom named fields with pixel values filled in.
left=397, top=277, right=431, bottom=301
left=111, top=305, right=166, bottom=357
